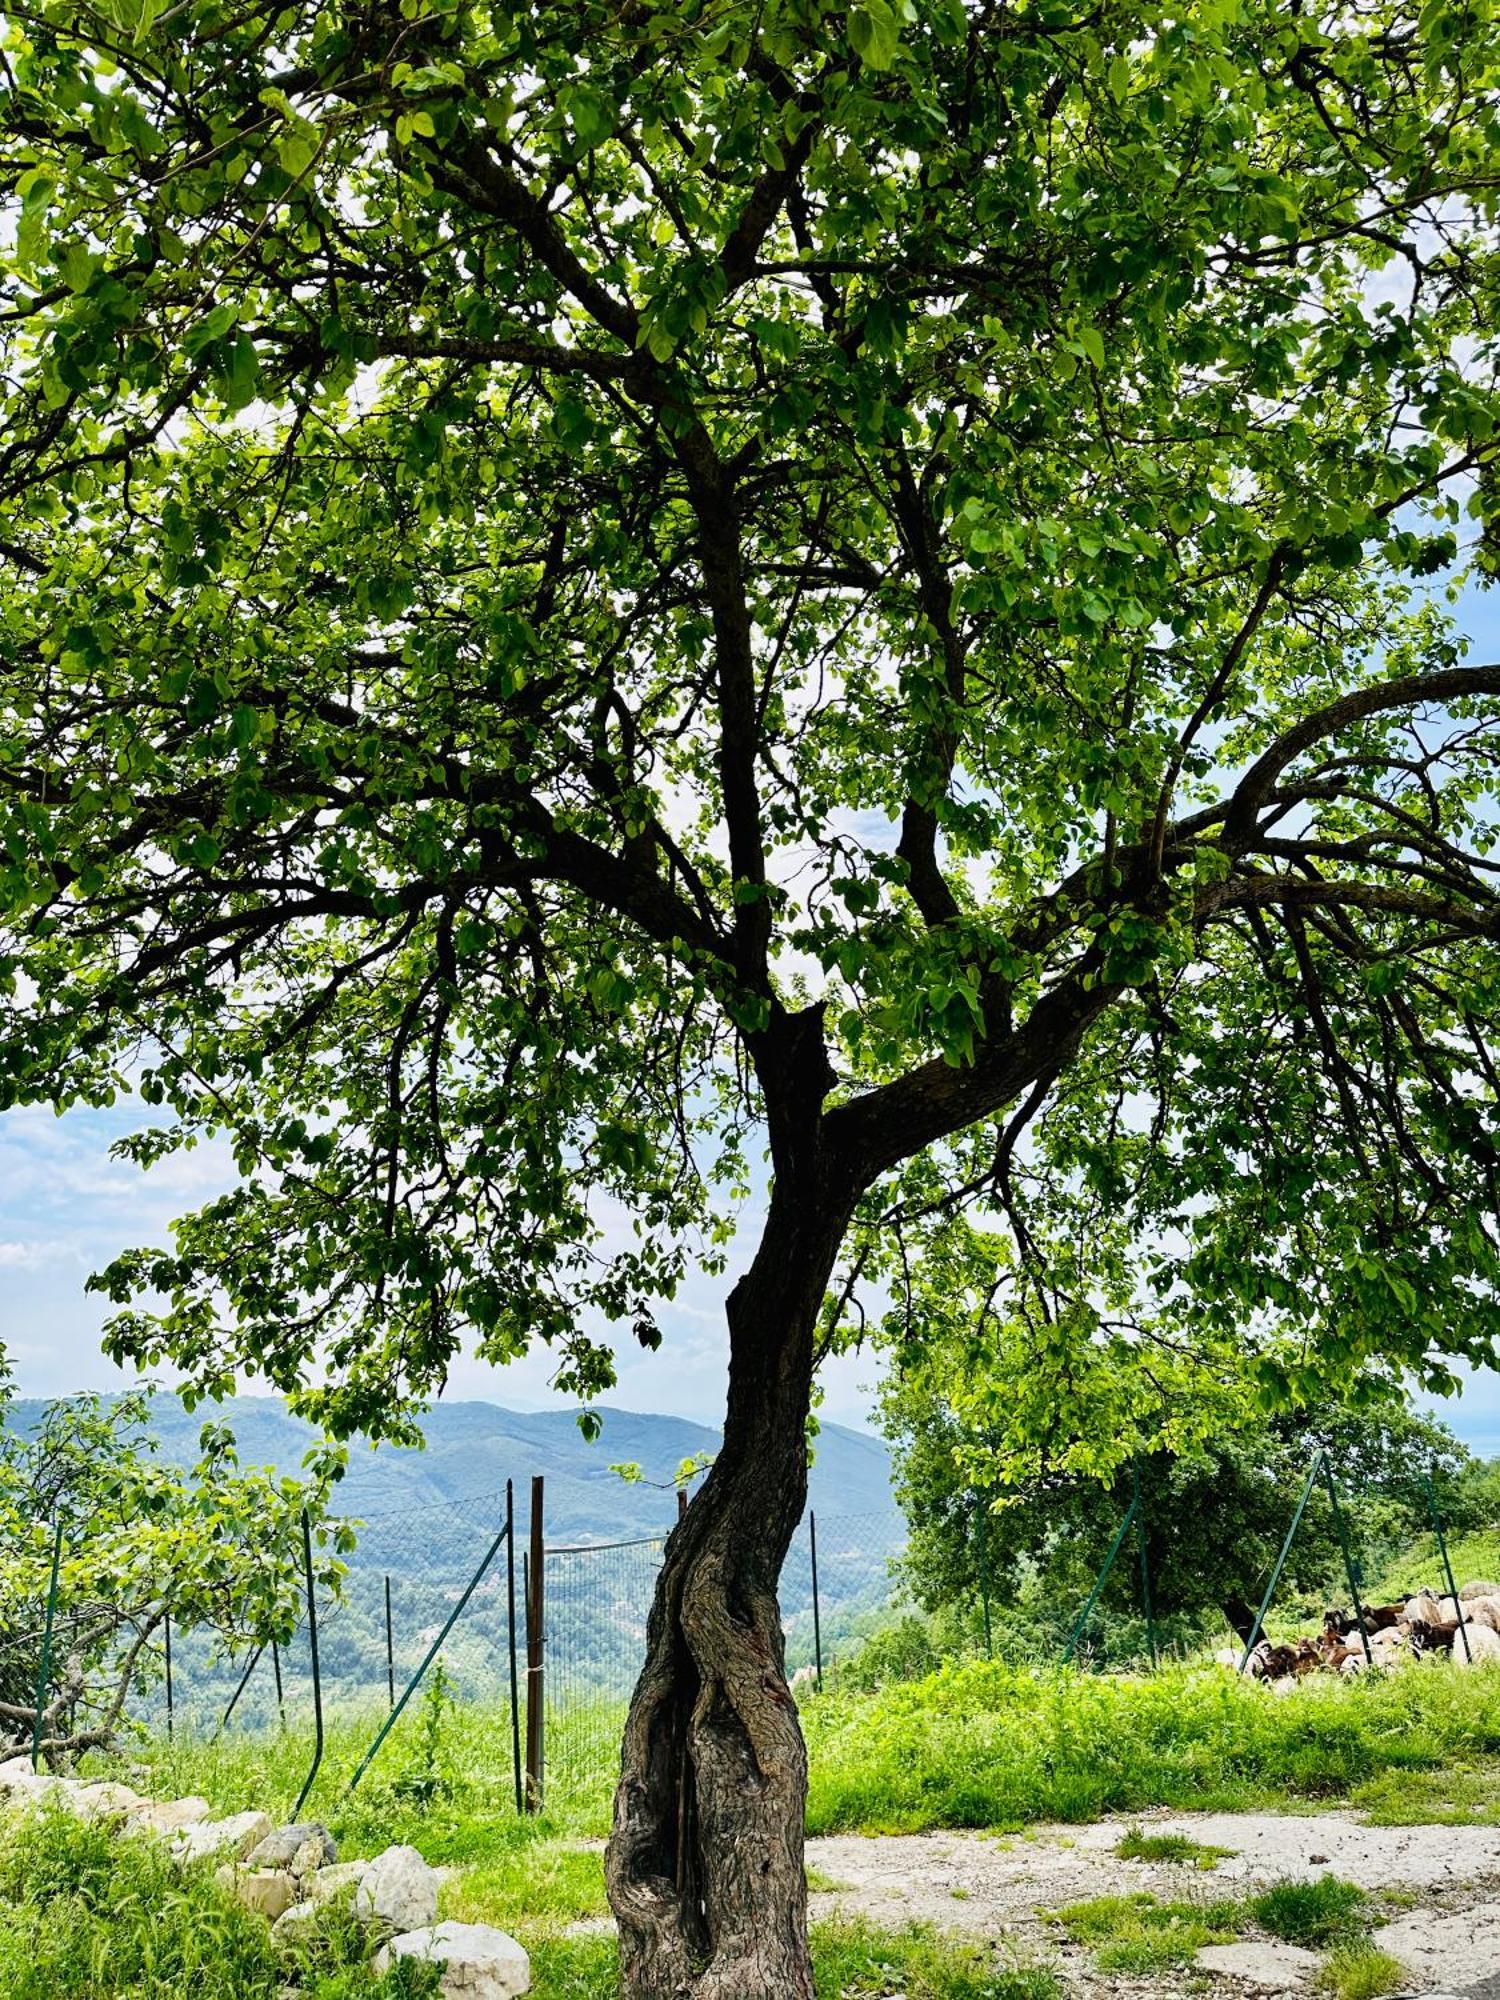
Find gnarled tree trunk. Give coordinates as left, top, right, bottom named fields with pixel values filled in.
left=605, top=1173, right=850, bottom=1998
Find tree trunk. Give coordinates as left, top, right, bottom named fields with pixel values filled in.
left=605, top=1179, right=849, bottom=1998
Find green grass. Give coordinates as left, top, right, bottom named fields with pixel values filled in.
left=1113, top=1824, right=1233, bottom=1868
left=1372, top=1527, right=1500, bottom=1599
left=533, top=1923, right=1061, bottom=1998
left=1050, top=1877, right=1373, bottom=1980
left=1249, top=1877, right=1369, bottom=1948
left=1316, top=1943, right=1408, bottom=2000
left=803, top=1656, right=1500, bottom=1832
left=1047, top=1890, right=1244, bottom=1973
left=445, top=1836, right=607, bottom=1938
left=0, top=1805, right=437, bottom=1999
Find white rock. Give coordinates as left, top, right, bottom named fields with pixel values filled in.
left=355, top=1844, right=440, bottom=1932
left=374, top=1922, right=531, bottom=1997
left=1196, top=1941, right=1322, bottom=1990
left=0, top=1772, right=75, bottom=1810
left=172, top=1809, right=275, bottom=1865
left=311, top=1860, right=370, bottom=1902
left=223, top=1866, right=297, bottom=1918
left=245, top=1821, right=337, bottom=1875
left=0, top=1756, right=37, bottom=1791
left=73, top=1781, right=146, bottom=1821
left=127, top=1795, right=212, bottom=1837
left=272, top=1899, right=324, bottom=1941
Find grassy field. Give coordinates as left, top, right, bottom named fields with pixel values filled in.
left=803, top=1656, right=1500, bottom=1832
left=28, top=1654, right=1500, bottom=1997
left=1372, top=1525, right=1500, bottom=1598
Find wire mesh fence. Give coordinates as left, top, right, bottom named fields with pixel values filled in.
left=9, top=1480, right=909, bottom=1811
left=543, top=1532, right=666, bottom=1804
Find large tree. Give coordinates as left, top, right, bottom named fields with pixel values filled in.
left=3, top=0, right=1500, bottom=1989
left=880, top=1355, right=1472, bottom=1652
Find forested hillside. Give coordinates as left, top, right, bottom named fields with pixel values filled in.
left=3, top=1394, right=900, bottom=1543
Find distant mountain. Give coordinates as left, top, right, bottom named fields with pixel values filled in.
left=4, top=1394, right=904, bottom=1723
left=4, top=1391, right=898, bottom=1543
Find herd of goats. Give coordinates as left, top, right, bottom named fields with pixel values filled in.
left=1217, top=1581, right=1500, bottom=1686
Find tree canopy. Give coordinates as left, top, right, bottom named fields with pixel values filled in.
left=2, top=0, right=1499, bottom=1444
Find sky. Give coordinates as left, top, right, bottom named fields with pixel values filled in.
left=5, top=581, right=1500, bottom=1449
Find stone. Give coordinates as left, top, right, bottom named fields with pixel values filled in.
left=271, top=1900, right=324, bottom=1942
left=127, top=1795, right=212, bottom=1837
left=373, top=1923, right=531, bottom=1997
left=355, top=1844, right=440, bottom=1932
left=0, top=1756, right=37, bottom=1791
left=73, top=1781, right=145, bottom=1821
left=0, top=1771, right=75, bottom=1811
left=1377, top=1901, right=1500, bottom=1991
left=172, top=1809, right=275, bottom=1865
left=1196, top=1941, right=1322, bottom=1990
left=228, top=1868, right=298, bottom=1919
left=310, top=1860, right=369, bottom=1902
left=245, top=1821, right=337, bottom=1875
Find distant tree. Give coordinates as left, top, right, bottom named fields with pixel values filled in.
left=0, top=1388, right=345, bottom=1766
left=882, top=1360, right=1471, bottom=1650
left=3, top=2, right=1500, bottom=1989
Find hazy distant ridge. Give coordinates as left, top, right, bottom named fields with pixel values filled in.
left=6, top=1394, right=901, bottom=1545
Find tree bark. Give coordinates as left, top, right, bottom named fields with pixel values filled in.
left=605, top=1172, right=851, bottom=1998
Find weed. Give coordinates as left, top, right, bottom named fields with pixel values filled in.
left=1114, top=1826, right=1233, bottom=1869
left=1249, top=1877, right=1369, bottom=1947
left=1048, top=1891, right=1243, bottom=1973
left=1316, top=1943, right=1407, bottom=1999
left=392, top=1659, right=457, bottom=1807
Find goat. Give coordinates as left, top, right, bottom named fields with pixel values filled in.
left=1408, top=1616, right=1459, bottom=1655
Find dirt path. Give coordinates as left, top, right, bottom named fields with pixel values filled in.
left=805, top=1811, right=1500, bottom=1994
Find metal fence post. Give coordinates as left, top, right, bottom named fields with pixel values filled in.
left=345, top=1512, right=511, bottom=1796
left=164, top=1612, right=174, bottom=1741
left=1425, top=1469, right=1473, bottom=1663
left=809, top=1512, right=824, bottom=1689
left=1324, top=1461, right=1374, bottom=1667
left=30, top=1519, right=63, bottom=1771
left=218, top=1643, right=264, bottom=1735
left=1239, top=1451, right=1324, bottom=1672
left=1133, top=1460, right=1158, bottom=1670
left=506, top=1480, right=523, bottom=1815
left=292, top=1509, right=325, bottom=1819
left=975, top=1496, right=993, bottom=1659
left=525, top=1475, right=545, bottom=1812
left=384, top=1575, right=396, bottom=1709
left=272, top=1637, right=285, bottom=1726
left=1064, top=1490, right=1139, bottom=1666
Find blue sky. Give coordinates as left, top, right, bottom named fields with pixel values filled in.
left=4, top=576, right=1500, bottom=1447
